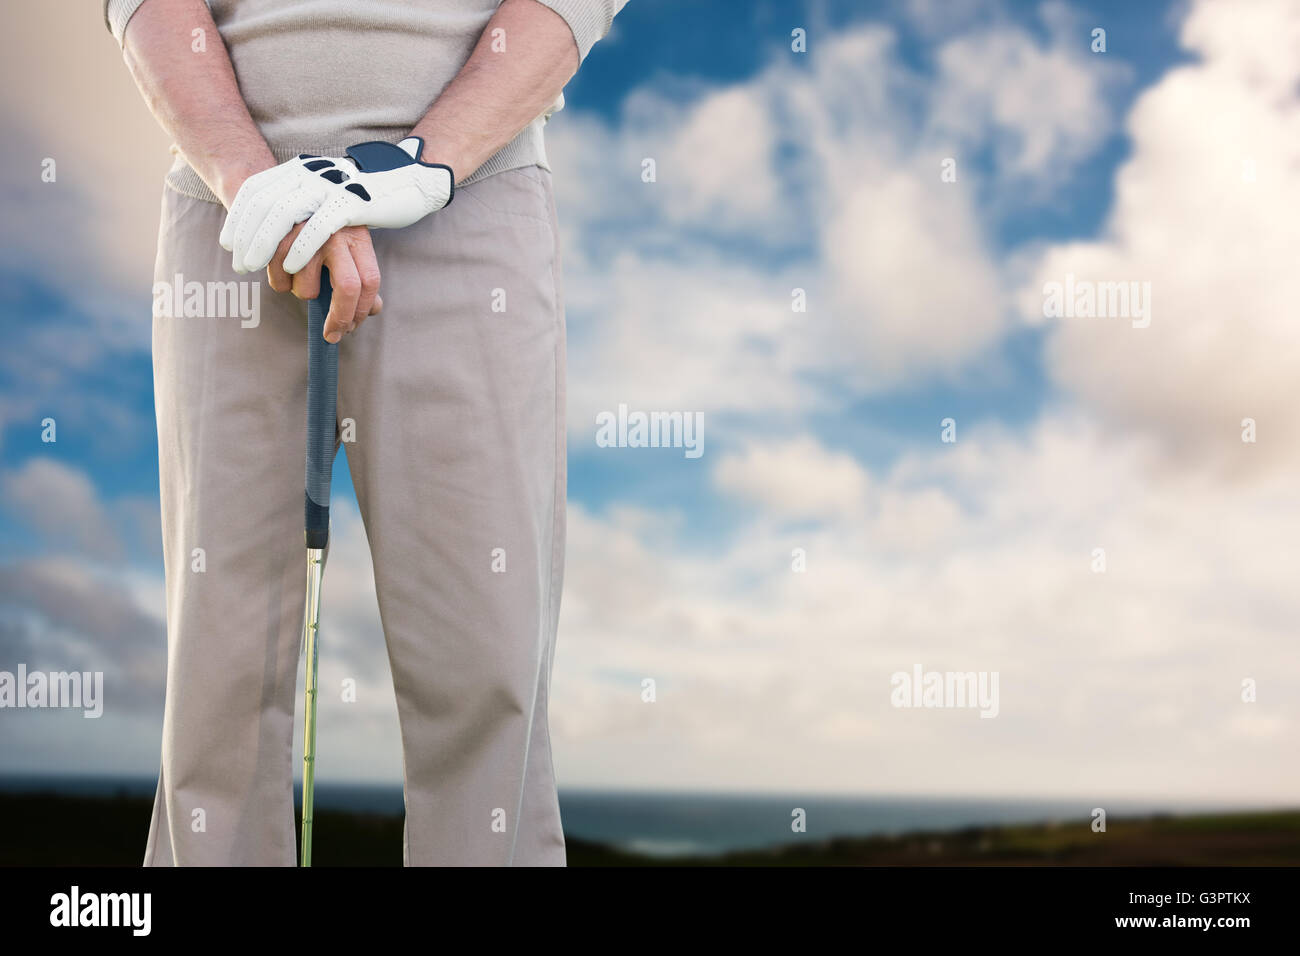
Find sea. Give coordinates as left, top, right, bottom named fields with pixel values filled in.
left=0, top=775, right=1259, bottom=858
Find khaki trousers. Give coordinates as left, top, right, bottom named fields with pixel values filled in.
left=143, top=166, right=567, bottom=866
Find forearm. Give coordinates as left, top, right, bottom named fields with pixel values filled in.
left=409, top=0, right=580, bottom=184
left=120, top=0, right=273, bottom=207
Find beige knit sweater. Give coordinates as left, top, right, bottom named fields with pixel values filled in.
left=104, top=0, right=623, bottom=203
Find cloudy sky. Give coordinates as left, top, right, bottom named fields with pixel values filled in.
left=1, top=0, right=1297, bottom=804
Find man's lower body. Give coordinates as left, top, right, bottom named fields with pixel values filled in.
left=143, top=165, right=567, bottom=866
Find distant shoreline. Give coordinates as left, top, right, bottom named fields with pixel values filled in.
left=2, top=788, right=1297, bottom=866
left=0, top=774, right=1280, bottom=856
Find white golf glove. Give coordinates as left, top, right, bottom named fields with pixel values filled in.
left=219, top=136, right=454, bottom=275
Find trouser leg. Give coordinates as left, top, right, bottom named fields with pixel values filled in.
left=144, top=185, right=308, bottom=866
left=340, top=166, right=567, bottom=866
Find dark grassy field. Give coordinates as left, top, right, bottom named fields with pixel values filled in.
left=3, top=791, right=1298, bottom=866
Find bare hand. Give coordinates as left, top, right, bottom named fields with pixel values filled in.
left=266, top=224, right=383, bottom=343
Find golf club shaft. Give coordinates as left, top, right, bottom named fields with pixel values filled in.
left=301, top=547, right=323, bottom=866
left=301, top=268, right=337, bottom=867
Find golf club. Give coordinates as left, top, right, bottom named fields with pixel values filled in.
left=301, top=267, right=337, bottom=867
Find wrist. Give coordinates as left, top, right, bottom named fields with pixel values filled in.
left=406, top=129, right=469, bottom=185
left=212, top=152, right=277, bottom=209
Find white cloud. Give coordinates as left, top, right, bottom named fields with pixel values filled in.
left=548, top=14, right=1121, bottom=410
left=821, top=165, right=1005, bottom=384
left=929, top=1, right=1124, bottom=178
left=564, top=249, right=823, bottom=433
left=1019, top=0, right=1300, bottom=471
left=0, top=5, right=175, bottom=295
left=714, top=436, right=870, bottom=520
left=659, top=85, right=781, bottom=228
left=3, top=459, right=118, bottom=558
left=903, top=0, right=992, bottom=37
left=551, top=414, right=1299, bottom=801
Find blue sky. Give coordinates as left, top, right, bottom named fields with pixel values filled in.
left=2, top=0, right=1298, bottom=802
